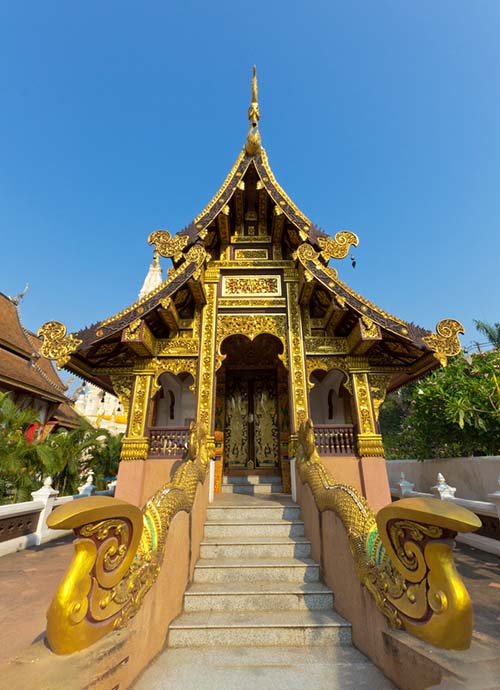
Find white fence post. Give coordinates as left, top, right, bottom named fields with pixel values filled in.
left=396, top=472, right=415, bottom=498
left=430, top=473, right=456, bottom=500
left=488, top=474, right=500, bottom=522
left=31, top=477, right=59, bottom=545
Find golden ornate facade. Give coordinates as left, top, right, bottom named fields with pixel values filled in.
left=39, top=70, right=463, bottom=480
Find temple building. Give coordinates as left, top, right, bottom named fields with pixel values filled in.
left=0, top=290, right=80, bottom=431
left=38, top=68, right=462, bottom=507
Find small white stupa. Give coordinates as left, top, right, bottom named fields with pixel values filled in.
left=138, top=251, right=163, bottom=299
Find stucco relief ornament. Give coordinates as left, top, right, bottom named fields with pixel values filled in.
left=38, top=321, right=82, bottom=368
left=422, top=319, right=464, bottom=366
left=148, top=229, right=189, bottom=261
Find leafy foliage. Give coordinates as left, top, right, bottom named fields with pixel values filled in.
left=0, top=392, right=122, bottom=503
left=380, top=350, right=500, bottom=459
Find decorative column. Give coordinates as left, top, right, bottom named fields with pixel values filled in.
left=196, top=276, right=218, bottom=497
left=115, top=373, right=154, bottom=506
left=120, top=373, right=154, bottom=461
left=349, top=359, right=390, bottom=511
left=285, top=277, right=309, bottom=433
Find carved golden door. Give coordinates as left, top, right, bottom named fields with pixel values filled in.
left=224, top=371, right=279, bottom=469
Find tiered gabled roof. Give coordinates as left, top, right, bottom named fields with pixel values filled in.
left=38, top=69, right=463, bottom=390
left=0, top=293, right=69, bottom=403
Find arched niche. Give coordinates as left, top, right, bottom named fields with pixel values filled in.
left=309, top=369, right=352, bottom=426
left=151, top=371, right=196, bottom=428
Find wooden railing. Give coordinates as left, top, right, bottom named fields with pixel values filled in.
left=148, top=426, right=190, bottom=457
left=314, top=424, right=355, bottom=455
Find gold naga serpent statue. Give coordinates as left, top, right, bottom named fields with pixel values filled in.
left=45, top=421, right=211, bottom=654
left=295, top=419, right=481, bottom=650
left=45, top=419, right=480, bottom=654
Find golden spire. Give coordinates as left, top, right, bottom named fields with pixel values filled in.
left=245, top=65, right=261, bottom=155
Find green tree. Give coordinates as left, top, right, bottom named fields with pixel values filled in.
left=86, top=429, right=122, bottom=488
left=35, top=424, right=99, bottom=496
left=473, top=320, right=500, bottom=349
left=0, top=392, right=45, bottom=502
left=380, top=350, right=500, bottom=459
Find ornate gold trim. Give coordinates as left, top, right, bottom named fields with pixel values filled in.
left=37, top=321, right=83, bottom=369
left=46, top=423, right=211, bottom=654
left=318, top=231, right=359, bottom=261
left=296, top=419, right=481, bottom=650
left=422, top=319, right=464, bottom=366
left=216, top=313, right=288, bottom=371
left=197, top=283, right=218, bottom=429
left=286, top=283, right=309, bottom=430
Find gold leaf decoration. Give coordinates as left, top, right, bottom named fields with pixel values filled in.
left=148, top=230, right=189, bottom=260
left=422, top=319, right=464, bottom=366
left=46, top=422, right=210, bottom=654
left=318, top=231, right=359, bottom=261
left=37, top=321, right=82, bottom=368
left=296, top=418, right=481, bottom=650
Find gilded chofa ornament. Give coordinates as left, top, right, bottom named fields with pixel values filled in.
left=46, top=422, right=210, bottom=654
left=318, top=231, right=359, bottom=261
left=423, top=319, right=464, bottom=366
left=37, top=321, right=82, bottom=368
left=148, top=229, right=189, bottom=261
left=296, top=419, right=481, bottom=650
left=245, top=65, right=261, bottom=155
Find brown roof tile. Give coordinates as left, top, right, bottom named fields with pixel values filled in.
left=0, top=348, right=67, bottom=402
left=0, top=293, right=34, bottom=357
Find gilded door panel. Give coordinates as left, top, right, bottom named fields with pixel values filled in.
left=224, top=378, right=249, bottom=465
left=254, top=376, right=279, bottom=466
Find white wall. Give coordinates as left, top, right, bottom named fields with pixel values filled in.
left=386, top=456, right=500, bottom=501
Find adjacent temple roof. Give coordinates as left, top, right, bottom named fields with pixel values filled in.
left=0, top=292, right=81, bottom=427
left=38, top=68, right=463, bottom=392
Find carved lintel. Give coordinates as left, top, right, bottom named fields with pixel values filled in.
left=122, top=319, right=155, bottom=357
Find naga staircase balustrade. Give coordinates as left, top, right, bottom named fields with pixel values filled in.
left=45, top=421, right=211, bottom=655
left=296, top=419, right=481, bottom=650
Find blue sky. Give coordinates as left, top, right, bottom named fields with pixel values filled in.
left=1, top=1, right=499, bottom=356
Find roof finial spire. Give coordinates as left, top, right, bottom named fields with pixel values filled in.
left=245, top=65, right=261, bottom=155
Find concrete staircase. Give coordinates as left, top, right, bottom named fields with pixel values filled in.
left=133, top=477, right=397, bottom=689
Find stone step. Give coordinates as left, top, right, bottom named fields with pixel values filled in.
left=193, top=557, right=320, bottom=583
left=223, top=475, right=282, bottom=485
left=183, top=580, right=333, bottom=612
left=221, top=483, right=284, bottom=494
left=168, top=609, right=351, bottom=648
left=133, top=645, right=398, bottom=690
left=204, top=519, right=305, bottom=539
left=207, top=504, right=301, bottom=521
left=199, top=535, right=311, bottom=559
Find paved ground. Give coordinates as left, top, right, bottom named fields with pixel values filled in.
left=0, top=536, right=498, bottom=670
left=0, top=534, right=73, bottom=664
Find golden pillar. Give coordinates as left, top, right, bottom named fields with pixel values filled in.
left=196, top=278, right=218, bottom=455
left=120, top=373, right=154, bottom=461
left=285, top=278, right=309, bottom=433
left=349, top=363, right=385, bottom=458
